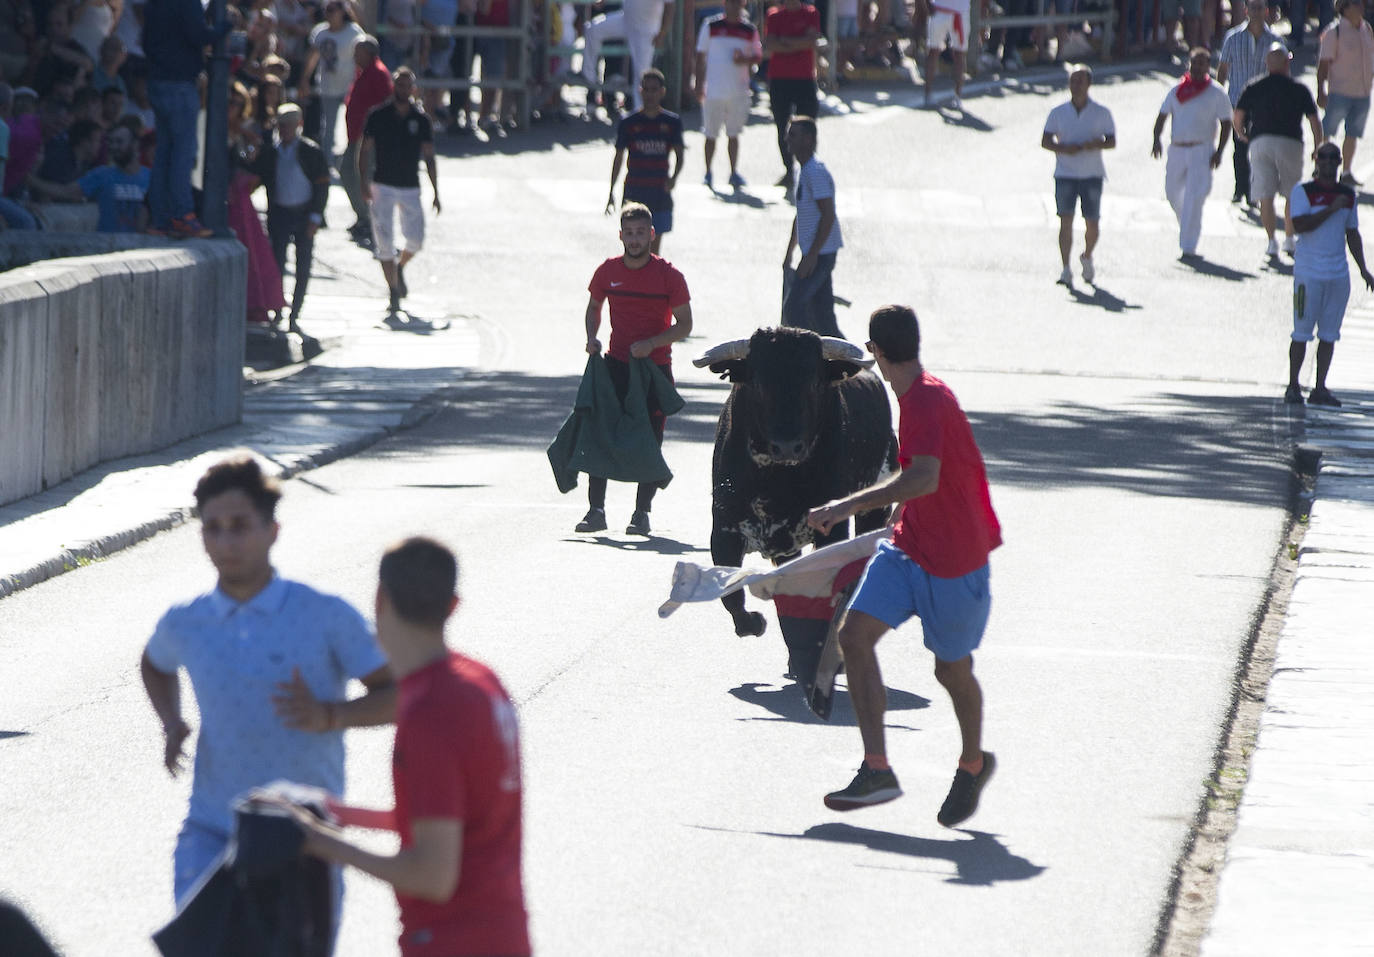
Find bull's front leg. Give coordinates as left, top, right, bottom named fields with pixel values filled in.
left=711, top=523, right=767, bottom=637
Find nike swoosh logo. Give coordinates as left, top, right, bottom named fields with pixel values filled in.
left=610, top=281, right=623, bottom=287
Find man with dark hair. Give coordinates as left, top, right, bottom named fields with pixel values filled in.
left=576, top=202, right=693, bottom=536
left=140, top=453, right=396, bottom=906
left=808, top=305, right=1002, bottom=827
left=285, top=537, right=531, bottom=957
left=782, top=116, right=843, bottom=337
left=1152, top=47, right=1233, bottom=258
left=31, top=124, right=149, bottom=231
left=606, top=68, right=684, bottom=255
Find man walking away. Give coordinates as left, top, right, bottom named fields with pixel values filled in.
left=1316, top=0, right=1374, bottom=186
left=808, top=305, right=1002, bottom=828
left=1152, top=48, right=1233, bottom=258
left=1217, top=0, right=1283, bottom=205
left=1286, top=142, right=1374, bottom=406
left=360, top=67, right=441, bottom=315
left=1042, top=66, right=1116, bottom=286
left=342, top=37, right=392, bottom=246
left=782, top=116, right=843, bottom=337
left=763, top=0, right=820, bottom=193
left=1234, top=44, right=1321, bottom=258
left=695, top=0, right=762, bottom=191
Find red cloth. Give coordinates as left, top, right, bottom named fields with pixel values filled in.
left=588, top=255, right=691, bottom=364
left=765, top=4, right=820, bottom=79
left=892, top=372, right=1002, bottom=578
left=345, top=58, right=395, bottom=143
left=393, top=652, right=530, bottom=957
left=476, top=0, right=509, bottom=25
left=1176, top=73, right=1213, bottom=104
left=227, top=169, right=285, bottom=322
left=774, top=557, right=869, bottom=620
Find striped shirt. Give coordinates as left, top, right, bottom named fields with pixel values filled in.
left=1218, top=21, right=1285, bottom=107
left=796, top=156, right=843, bottom=256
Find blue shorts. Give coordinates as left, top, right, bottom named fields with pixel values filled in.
left=1055, top=176, right=1103, bottom=219
left=474, top=36, right=508, bottom=78
left=847, top=541, right=991, bottom=662
left=651, top=207, right=673, bottom=234
left=1322, top=93, right=1370, bottom=140
left=1293, top=273, right=1350, bottom=342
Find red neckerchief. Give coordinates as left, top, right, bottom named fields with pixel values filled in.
left=1176, top=73, right=1212, bottom=104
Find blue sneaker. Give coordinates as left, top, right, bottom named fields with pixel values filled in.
left=729, top=171, right=746, bottom=189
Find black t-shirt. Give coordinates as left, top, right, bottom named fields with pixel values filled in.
left=1237, top=74, right=1318, bottom=141
left=363, top=101, right=433, bottom=189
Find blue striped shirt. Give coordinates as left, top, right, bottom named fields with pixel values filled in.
left=1219, top=22, right=1286, bottom=107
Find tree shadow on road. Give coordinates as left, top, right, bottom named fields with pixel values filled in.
left=706, top=822, right=1046, bottom=886
left=728, top=680, right=929, bottom=725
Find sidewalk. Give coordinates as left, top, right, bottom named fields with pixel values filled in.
left=0, top=276, right=496, bottom=600
left=1201, top=307, right=1374, bottom=955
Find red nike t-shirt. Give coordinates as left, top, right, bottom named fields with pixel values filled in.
left=765, top=4, right=820, bottom=80
left=588, top=255, right=691, bottom=365
left=892, top=372, right=1002, bottom=578
left=392, top=652, right=529, bottom=957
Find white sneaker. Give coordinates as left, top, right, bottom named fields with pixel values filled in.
left=1282, top=235, right=1297, bottom=255
left=1079, top=254, right=1095, bottom=284
left=1265, top=237, right=1280, bottom=258
left=1057, top=266, right=1073, bottom=285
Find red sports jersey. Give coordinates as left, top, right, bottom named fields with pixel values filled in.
left=892, top=372, right=1002, bottom=578
left=392, top=652, right=529, bottom=957
left=765, top=4, right=820, bottom=79
left=588, top=255, right=691, bottom=364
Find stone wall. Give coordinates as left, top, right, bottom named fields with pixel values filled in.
left=0, top=238, right=245, bottom=506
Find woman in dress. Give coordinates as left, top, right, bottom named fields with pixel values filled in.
left=227, top=81, right=287, bottom=325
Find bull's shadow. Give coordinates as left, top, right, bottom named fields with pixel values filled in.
left=729, top=679, right=929, bottom=726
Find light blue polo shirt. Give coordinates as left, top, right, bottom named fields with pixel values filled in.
left=146, top=574, right=386, bottom=834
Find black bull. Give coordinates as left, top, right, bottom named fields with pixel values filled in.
left=696, top=327, right=898, bottom=649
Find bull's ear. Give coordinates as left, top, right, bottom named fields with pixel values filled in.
left=709, top=360, right=749, bottom=382
left=825, top=359, right=868, bottom=381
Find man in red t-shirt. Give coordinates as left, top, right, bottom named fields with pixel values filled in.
left=289, top=537, right=530, bottom=957
left=808, top=304, right=1002, bottom=829
left=342, top=37, right=393, bottom=243
left=763, top=0, right=820, bottom=191
left=575, top=201, right=694, bottom=537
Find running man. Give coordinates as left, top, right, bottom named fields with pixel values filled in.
left=807, top=305, right=1002, bottom=827
left=359, top=67, right=441, bottom=315
left=1286, top=142, right=1374, bottom=407
left=607, top=68, right=684, bottom=255
left=282, top=537, right=531, bottom=957
left=140, top=454, right=396, bottom=904
left=577, top=202, right=694, bottom=536
left=1042, top=66, right=1116, bottom=285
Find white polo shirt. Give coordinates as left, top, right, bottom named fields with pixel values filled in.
left=1044, top=98, right=1115, bottom=179
left=1159, top=82, right=1233, bottom=145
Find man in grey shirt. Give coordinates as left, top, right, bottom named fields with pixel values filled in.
left=1218, top=0, right=1283, bottom=205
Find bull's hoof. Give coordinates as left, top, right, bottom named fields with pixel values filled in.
left=733, top=612, right=767, bottom=637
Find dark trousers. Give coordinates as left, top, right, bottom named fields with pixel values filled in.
left=782, top=253, right=840, bottom=338
left=588, top=355, right=672, bottom=513
left=1232, top=129, right=1251, bottom=201
left=1290, top=0, right=1334, bottom=45
left=268, top=204, right=315, bottom=319
left=769, top=77, right=819, bottom=172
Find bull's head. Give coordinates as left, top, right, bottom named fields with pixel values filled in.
left=693, top=327, right=872, bottom=467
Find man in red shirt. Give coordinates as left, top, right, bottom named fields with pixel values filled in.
left=808, top=304, right=1002, bottom=828
left=576, top=201, right=694, bottom=536
left=342, top=37, right=393, bottom=244
left=288, top=537, right=530, bottom=957
left=763, top=0, right=820, bottom=192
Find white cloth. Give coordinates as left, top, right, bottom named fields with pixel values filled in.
left=310, top=22, right=365, bottom=98
left=1165, top=143, right=1214, bottom=253
left=115, top=0, right=146, bottom=58
left=658, top=529, right=891, bottom=618
left=1291, top=181, right=1359, bottom=280
left=1044, top=99, right=1115, bottom=179
left=581, top=10, right=657, bottom=110
left=624, top=0, right=669, bottom=30
left=1159, top=83, right=1233, bottom=144
left=703, top=94, right=750, bottom=138
left=71, top=0, right=115, bottom=63
left=371, top=183, right=425, bottom=260
left=695, top=16, right=761, bottom=99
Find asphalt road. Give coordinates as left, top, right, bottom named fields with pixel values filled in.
left=0, top=61, right=1320, bottom=956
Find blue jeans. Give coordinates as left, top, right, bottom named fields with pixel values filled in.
left=782, top=253, right=840, bottom=337
left=148, top=79, right=201, bottom=228
left=0, top=196, right=38, bottom=230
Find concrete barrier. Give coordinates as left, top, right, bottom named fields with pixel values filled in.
left=0, top=238, right=246, bottom=506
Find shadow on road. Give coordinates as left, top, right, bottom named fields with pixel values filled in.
left=0, top=731, right=29, bottom=740
left=938, top=107, right=993, bottom=132
left=1067, top=284, right=1142, bottom=313
left=564, top=534, right=708, bottom=555
left=1178, top=255, right=1256, bottom=282
left=969, top=392, right=1299, bottom=506
left=728, top=680, right=929, bottom=725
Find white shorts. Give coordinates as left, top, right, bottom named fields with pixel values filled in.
left=927, top=7, right=968, bottom=52
left=1293, top=273, right=1350, bottom=343
left=703, top=95, right=750, bottom=138
left=371, top=183, right=425, bottom=261
left=1248, top=134, right=1303, bottom=200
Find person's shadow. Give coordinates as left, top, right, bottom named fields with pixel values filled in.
left=1067, top=284, right=1142, bottom=313
left=712, top=187, right=768, bottom=209
left=1178, top=254, right=1256, bottom=281
left=729, top=680, right=929, bottom=725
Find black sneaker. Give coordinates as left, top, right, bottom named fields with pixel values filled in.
left=575, top=507, right=607, bottom=533
left=1284, top=383, right=1304, bottom=404
left=1308, top=387, right=1342, bottom=407
left=824, top=763, right=902, bottom=811
left=937, top=751, right=996, bottom=828
left=626, top=509, right=651, bottom=535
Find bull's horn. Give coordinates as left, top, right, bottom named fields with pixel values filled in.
left=693, top=338, right=751, bottom=368
left=820, top=337, right=872, bottom=366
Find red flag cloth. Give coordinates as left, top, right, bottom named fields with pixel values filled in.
left=774, top=557, right=870, bottom=621
left=1176, top=73, right=1213, bottom=104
